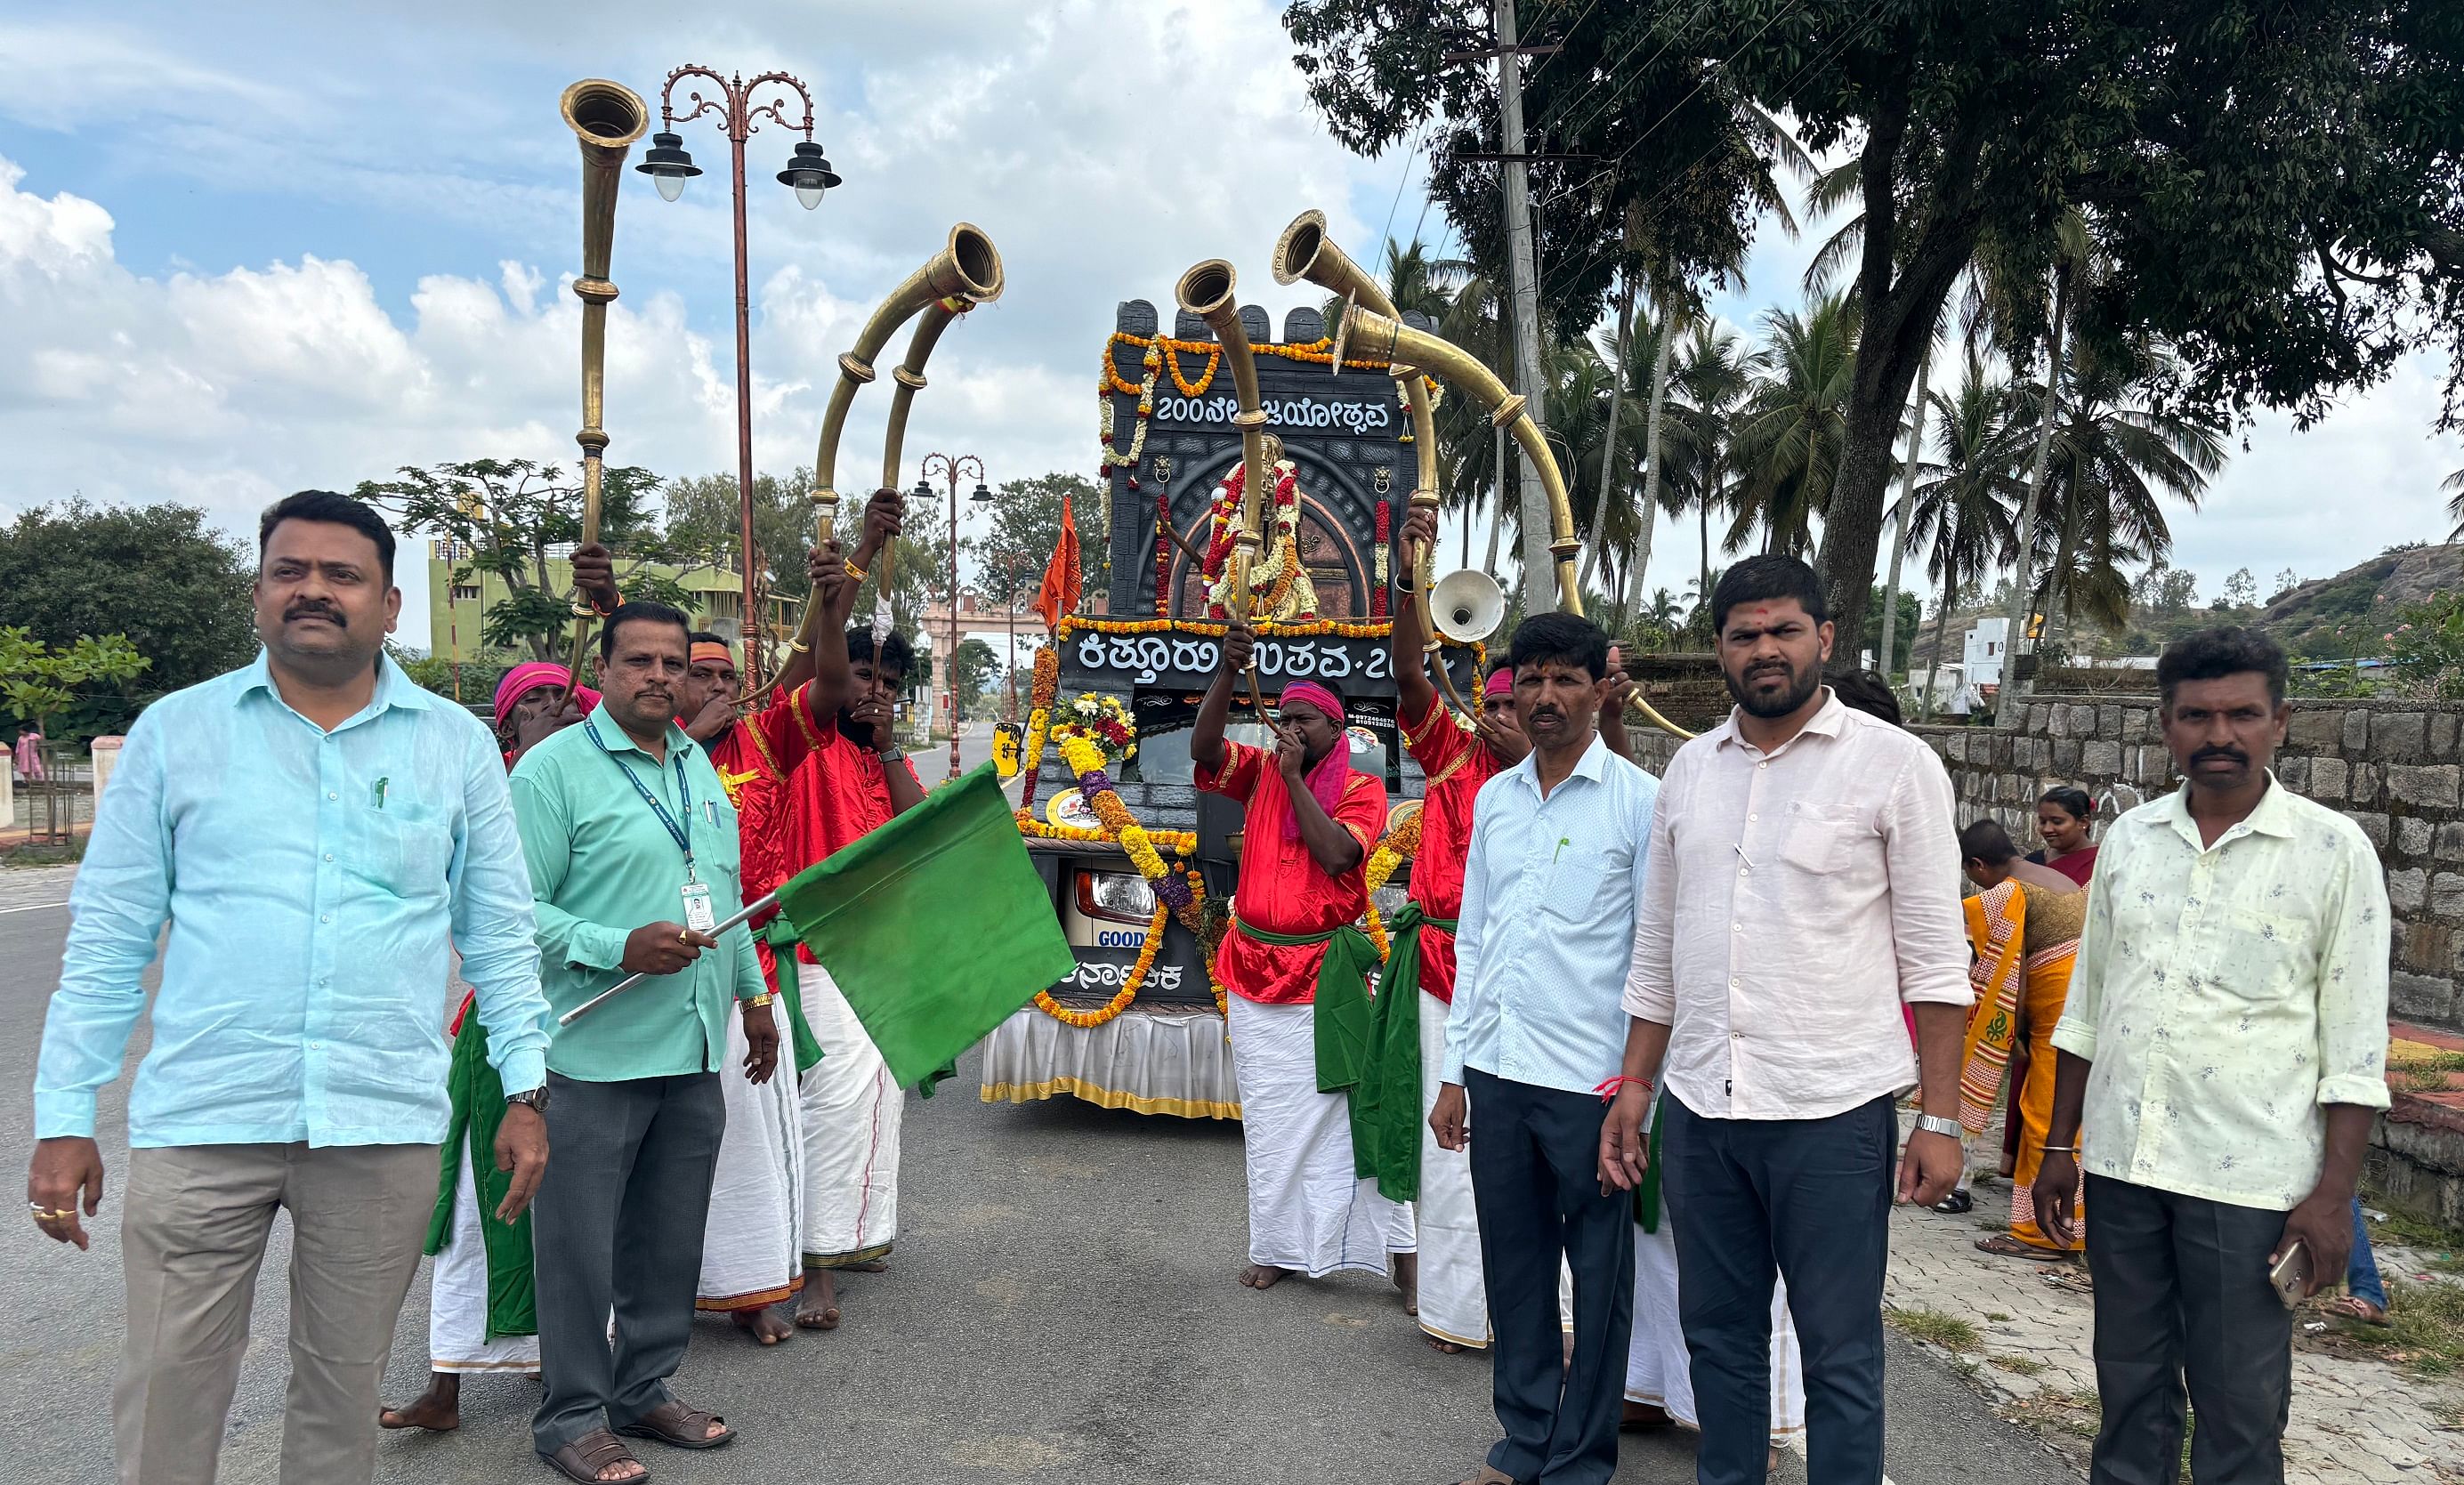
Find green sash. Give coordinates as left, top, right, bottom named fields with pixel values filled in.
left=765, top=918, right=828, bottom=1074
left=423, top=1013, right=536, bottom=1341
left=1634, top=1094, right=1667, bottom=1233
left=1232, top=916, right=1383, bottom=1094
left=1350, top=904, right=1455, bottom=1203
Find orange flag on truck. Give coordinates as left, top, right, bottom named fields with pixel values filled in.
left=1032, top=492, right=1081, bottom=634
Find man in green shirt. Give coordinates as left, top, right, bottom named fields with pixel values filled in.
left=510, top=601, right=780, bottom=1484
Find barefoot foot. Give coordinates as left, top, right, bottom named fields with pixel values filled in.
left=379, top=1372, right=461, bottom=1432
left=1391, top=1252, right=1420, bottom=1315
left=1239, top=1263, right=1293, bottom=1290
left=732, top=1304, right=794, bottom=1344
left=1426, top=1334, right=1467, bottom=1355
left=794, top=1269, right=841, bottom=1329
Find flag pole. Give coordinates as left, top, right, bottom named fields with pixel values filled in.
left=557, top=890, right=781, bottom=1026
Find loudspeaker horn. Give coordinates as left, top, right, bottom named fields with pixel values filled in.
left=1431, top=569, right=1507, bottom=643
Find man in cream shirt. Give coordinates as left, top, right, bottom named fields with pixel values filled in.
left=2032, top=627, right=2388, bottom=1485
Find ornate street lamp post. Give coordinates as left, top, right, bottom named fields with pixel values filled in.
left=634, top=66, right=842, bottom=688
left=916, top=453, right=988, bottom=780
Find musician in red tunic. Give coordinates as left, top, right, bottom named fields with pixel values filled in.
left=1191, top=624, right=1405, bottom=1295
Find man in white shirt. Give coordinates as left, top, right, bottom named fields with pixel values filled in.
left=2031, top=627, right=2388, bottom=1485
left=1602, top=555, right=1971, bottom=1485
left=1432, top=612, right=1659, bottom=1485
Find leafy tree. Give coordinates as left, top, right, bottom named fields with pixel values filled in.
left=1859, top=585, right=1924, bottom=676
left=0, top=629, right=149, bottom=744
left=0, top=500, right=256, bottom=734
left=948, top=637, right=1000, bottom=714
left=663, top=468, right=820, bottom=607
left=2270, top=568, right=2302, bottom=604
left=1284, top=0, right=2464, bottom=649
left=358, top=458, right=699, bottom=660
left=968, top=472, right=1106, bottom=604
left=2130, top=564, right=2203, bottom=616
left=2217, top=568, right=2259, bottom=610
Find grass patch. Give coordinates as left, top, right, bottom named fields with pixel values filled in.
left=2388, top=1048, right=2464, bottom=1074
left=2397, top=1069, right=2459, bottom=1095
left=2339, top=1277, right=2464, bottom=1381
left=0, top=841, right=82, bottom=867
left=1984, top=1311, right=2014, bottom=1322
left=1990, top=1354, right=2048, bottom=1377
left=1885, top=1305, right=1982, bottom=1352
left=2365, top=1206, right=2464, bottom=1254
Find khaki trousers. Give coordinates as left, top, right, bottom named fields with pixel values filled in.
left=117, top=1142, right=436, bottom=1485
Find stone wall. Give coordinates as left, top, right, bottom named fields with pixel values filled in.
left=1625, top=693, right=2464, bottom=1223
left=1629, top=693, right=2464, bottom=1034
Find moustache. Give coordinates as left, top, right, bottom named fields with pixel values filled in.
left=1745, top=660, right=1790, bottom=682
left=2191, top=747, right=2248, bottom=767
left=285, top=602, right=344, bottom=624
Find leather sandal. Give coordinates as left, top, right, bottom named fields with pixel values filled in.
left=541, top=1429, right=647, bottom=1483
left=617, top=1400, right=734, bottom=1450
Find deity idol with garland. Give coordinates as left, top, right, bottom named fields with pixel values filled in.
left=1200, top=434, right=1319, bottom=624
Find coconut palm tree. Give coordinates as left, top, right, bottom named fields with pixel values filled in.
left=2016, top=337, right=2226, bottom=654
left=2444, top=466, right=2464, bottom=542
left=1907, top=353, right=2027, bottom=719
left=1725, top=292, right=1861, bottom=558
left=1658, top=326, right=1760, bottom=618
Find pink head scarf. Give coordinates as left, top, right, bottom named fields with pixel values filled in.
left=1274, top=682, right=1352, bottom=842
left=1482, top=666, right=1515, bottom=700
left=494, top=662, right=600, bottom=733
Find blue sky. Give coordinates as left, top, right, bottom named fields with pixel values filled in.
left=2, top=2, right=2456, bottom=650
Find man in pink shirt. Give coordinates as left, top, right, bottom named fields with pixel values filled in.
left=1600, top=555, right=1971, bottom=1485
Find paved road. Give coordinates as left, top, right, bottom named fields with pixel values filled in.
left=0, top=870, right=2078, bottom=1485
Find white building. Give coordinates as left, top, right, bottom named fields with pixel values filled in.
left=1962, top=616, right=2010, bottom=688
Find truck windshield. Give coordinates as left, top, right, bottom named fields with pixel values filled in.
left=1130, top=718, right=1274, bottom=786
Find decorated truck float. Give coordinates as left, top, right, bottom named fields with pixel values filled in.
left=979, top=240, right=1488, bottom=1119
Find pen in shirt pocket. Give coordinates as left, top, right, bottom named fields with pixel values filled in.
left=371, top=776, right=389, bottom=811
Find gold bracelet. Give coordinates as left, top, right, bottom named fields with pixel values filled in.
left=843, top=560, right=869, bottom=581
left=746, top=992, right=774, bottom=1009
left=788, top=638, right=811, bottom=654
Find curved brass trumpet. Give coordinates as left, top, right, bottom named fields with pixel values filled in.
left=1336, top=303, right=1583, bottom=620
left=1173, top=259, right=1270, bottom=714
left=559, top=78, right=649, bottom=695
left=1272, top=211, right=1486, bottom=719
left=796, top=223, right=1004, bottom=650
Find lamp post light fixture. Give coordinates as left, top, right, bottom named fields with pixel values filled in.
left=636, top=64, right=840, bottom=689
left=917, top=453, right=986, bottom=782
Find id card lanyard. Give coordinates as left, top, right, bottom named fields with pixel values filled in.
left=585, top=716, right=718, bottom=934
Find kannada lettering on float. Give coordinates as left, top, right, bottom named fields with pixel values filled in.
left=1151, top=394, right=1394, bottom=434
left=1075, top=632, right=1392, bottom=687
left=1062, top=960, right=1183, bottom=993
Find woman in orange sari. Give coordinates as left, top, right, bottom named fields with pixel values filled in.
left=1955, top=820, right=2087, bottom=1259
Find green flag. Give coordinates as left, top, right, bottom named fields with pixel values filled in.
left=772, top=764, right=1075, bottom=1088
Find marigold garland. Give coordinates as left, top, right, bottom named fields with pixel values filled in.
left=1021, top=734, right=1232, bottom=1028
left=1104, top=331, right=1440, bottom=391
left=1100, top=343, right=1160, bottom=474
left=1034, top=896, right=1168, bottom=1029
left=1357, top=806, right=1426, bottom=964
left=1019, top=647, right=1062, bottom=813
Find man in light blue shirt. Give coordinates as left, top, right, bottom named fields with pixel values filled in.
left=28, top=491, right=551, bottom=1485
left=1429, top=611, right=1659, bottom=1485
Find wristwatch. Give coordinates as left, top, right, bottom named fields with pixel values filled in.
left=1913, top=1113, right=1963, bottom=1140
left=506, top=1085, right=550, bottom=1114
left=878, top=746, right=906, bottom=763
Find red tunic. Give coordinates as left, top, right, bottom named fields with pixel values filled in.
left=706, top=685, right=827, bottom=992
left=778, top=706, right=923, bottom=963
left=1397, top=694, right=1504, bottom=1005
left=1196, top=740, right=1387, bottom=1005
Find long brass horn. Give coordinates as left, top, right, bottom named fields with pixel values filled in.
left=796, top=223, right=1004, bottom=650
left=1337, top=303, right=1584, bottom=619
left=559, top=78, right=649, bottom=696
left=871, top=230, right=1006, bottom=644
left=1272, top=211, right=1477, bottom=716
left=1174, top=259, right=1269, bottom=713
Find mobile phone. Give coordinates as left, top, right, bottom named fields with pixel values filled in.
left=2268, top=1239, right=2313, bottom=1310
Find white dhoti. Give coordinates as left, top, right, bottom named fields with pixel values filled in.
left=1628, top=1221, right=1805, bottom=1444
left=797, top=959, right=903, bottom=1266
left=429, top=1141, right=539, bottom=1374
left=1226, top=994, right=1412, bottom=1277
left=1415, top=989, right=1486, bottom=1346
left=699, top=1006, right=807, bottom=1309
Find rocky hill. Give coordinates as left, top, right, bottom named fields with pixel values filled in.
left=2251, top=542, right=2462, bottom=658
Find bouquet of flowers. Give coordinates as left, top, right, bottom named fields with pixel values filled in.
left=1050, top=691, right=1137, bottom=770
